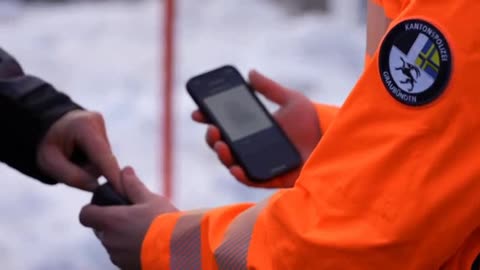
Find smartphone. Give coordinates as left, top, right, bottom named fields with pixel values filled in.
left=186, top=65, right=301, bottom=182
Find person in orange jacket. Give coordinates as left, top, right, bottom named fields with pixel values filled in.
left=80, top=0, right=480, bottom=269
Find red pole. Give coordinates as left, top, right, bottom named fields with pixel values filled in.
left=162, top=0, right=175, bottom=199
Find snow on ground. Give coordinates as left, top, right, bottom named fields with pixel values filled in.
left=0, top=0, right=364, bottom=269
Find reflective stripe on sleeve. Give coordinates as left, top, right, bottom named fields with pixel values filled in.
left=170, top=210, right=205, bottom=270
left=214, top=200, right=269, bottom=270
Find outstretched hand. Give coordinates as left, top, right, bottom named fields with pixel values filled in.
left=192, top=70, right=321, bottom=188
left=80, top=167, right=178, bottom=270
left=37, top=110, right=122, bottom=192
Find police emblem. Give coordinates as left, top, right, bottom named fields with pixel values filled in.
left=379, top=19, right=451, bottom=106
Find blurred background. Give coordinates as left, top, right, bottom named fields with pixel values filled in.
left=0, top=0, right=365, bottom=268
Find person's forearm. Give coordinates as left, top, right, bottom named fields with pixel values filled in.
left=0, top=48, right=82, bottom=184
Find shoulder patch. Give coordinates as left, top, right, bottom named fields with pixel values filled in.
left=379, top=19, right=451, bottom=106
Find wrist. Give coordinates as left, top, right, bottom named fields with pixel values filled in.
left=313, top=103, right=340, bottom=135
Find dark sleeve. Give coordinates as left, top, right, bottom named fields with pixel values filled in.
left=0, top=48, right=83, bottom=184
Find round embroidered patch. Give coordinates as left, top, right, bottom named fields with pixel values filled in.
left=379, top=19, right=451, bottom=106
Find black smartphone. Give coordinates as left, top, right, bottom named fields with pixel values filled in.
left=186, top=65, right=301, bottom=182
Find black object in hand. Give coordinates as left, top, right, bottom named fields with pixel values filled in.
left=91, top=183, right=131, bottom=206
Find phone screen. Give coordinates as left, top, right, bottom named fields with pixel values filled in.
left=204, top=85, right=273, bottom=142
left=187, top=66, right=301, bottom=182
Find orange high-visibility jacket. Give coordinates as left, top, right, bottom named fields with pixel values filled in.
left=142, top=0, right=480, bottom=269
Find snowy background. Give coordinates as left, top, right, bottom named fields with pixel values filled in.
left=0, top=0, right=365, bottom=269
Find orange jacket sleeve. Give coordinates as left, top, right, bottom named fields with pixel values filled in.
left=371, top=0, right=408, bottom=19
left=142, top=1, right=480, bottom=269
left=314, top=103, right=339, bottom=134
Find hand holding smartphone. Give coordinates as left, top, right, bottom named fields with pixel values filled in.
left=187, top=66, right=301, bottom=182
